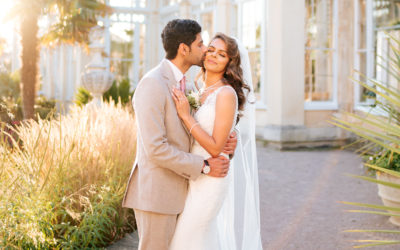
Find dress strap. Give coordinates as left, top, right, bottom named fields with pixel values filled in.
left=214, top=85, right=233, bottom=96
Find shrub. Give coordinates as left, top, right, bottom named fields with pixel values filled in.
left=0, top=70, right=56, bottom=122
left=0, top=102, right=136, bottom=248
left=75, top=78, right=135, bottom=107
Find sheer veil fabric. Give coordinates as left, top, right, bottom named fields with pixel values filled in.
left=216, top=38, right=263, bottom=250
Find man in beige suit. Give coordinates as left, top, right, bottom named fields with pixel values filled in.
left=122, top=19, right=237, bottom=250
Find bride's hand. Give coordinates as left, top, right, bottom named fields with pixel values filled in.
left=172, top=87, right=190, bottom=120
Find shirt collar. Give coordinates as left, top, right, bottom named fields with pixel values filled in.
left=165, top=59, right=184, bottom=83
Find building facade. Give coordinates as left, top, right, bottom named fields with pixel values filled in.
left=13, top=0, right=398, bottom=147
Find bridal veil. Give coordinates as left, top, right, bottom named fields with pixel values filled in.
left=216, top=38, right=263, bottom=250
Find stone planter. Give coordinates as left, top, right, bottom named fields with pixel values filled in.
left=377, top=172, right=400, bottom=226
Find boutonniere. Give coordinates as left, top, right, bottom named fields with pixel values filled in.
left=186, top=90, right=201, bottom=111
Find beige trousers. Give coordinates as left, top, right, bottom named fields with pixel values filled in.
left=134, top=209, right=178, bottom=250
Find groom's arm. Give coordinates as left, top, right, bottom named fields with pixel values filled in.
left=134, top=77, right=204, bottom=180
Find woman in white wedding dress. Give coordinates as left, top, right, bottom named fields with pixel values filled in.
left=170, top=33, right=255, bottom=250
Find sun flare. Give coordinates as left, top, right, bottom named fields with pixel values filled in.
left=0, top=0, right=16, bottom=50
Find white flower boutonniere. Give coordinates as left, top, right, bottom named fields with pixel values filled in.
left=186, top=90, right=201, bottom=111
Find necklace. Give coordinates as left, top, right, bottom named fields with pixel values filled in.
left=199, top=78, right=223, bottom=95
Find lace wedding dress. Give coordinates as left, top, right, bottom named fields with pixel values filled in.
left=169, top=85, right=238, bottom=250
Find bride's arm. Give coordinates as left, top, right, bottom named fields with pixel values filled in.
left=172, top=87, right=237, bottom=158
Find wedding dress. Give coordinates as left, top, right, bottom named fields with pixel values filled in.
left=171, top=38, right=262, bottom=250
left=169, top=85, right=238, bottom=250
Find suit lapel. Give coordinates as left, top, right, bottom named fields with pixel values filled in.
left=160, top=60, right=191, bottom=137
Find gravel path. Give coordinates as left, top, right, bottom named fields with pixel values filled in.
left=108, top=148, right=400, bottom=250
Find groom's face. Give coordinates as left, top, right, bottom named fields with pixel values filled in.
left=186, top=33, right=207, bottom=67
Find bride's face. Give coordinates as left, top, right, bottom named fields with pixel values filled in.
left=204, top=38, right=230, bottom=74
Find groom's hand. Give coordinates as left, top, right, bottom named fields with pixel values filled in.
left=207, top=156, right=230, bottom=177
left=223, top=131, right=237, bottom=157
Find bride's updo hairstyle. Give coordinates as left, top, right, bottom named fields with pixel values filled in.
left=199, top=33, right=250, bottom=123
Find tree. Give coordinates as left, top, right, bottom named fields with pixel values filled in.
left=9, top=0, right=111, bottom=119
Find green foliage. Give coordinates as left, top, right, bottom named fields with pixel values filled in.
left=74, top=86, right=92, bottom=107
left=0, top=71, right=56, bottom=123
left=103, top=78, right=134, bottom=104
left=0, top=71, right=20, bottom=100
left=366, top=149, right=400, bottom=172
left=331, top=33, right=400, bottom=248
left=75, top=78, right=134, bottom=106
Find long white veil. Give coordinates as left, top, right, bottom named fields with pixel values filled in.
left=217, top=38, right=263, bottom=250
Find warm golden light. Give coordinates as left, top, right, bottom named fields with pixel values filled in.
left=0, top=0, right=16, bottom=52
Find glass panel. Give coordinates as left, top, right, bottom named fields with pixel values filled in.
left=109, top=0, right=146, bottom=8
left=162, top=0, right=180, bottom=6
left=110, top=0, right=136, bottom=8
left=241, top=0, right=262, bottom=100
left=305, top=0, right=335, bottom=102
left=376, top=30, right=400, bottom=91
left=358, top=52, right=369, bottom=102
left=304, top=49, right=334, bottom=102
left=248, top=50, right=261, bottom=99
left=242, top=0, right=262, bottom=50
left=305, top=0, right=334, bottom=49
left=359, top=0, right=367, bottom=49
left=374, top=0, right=400, bottom=28
left=201, top=12, right=213, bottom=45
left=109, top=21, right=134, bottom=80
left=139, top=23, right=146, bottom=81
left=110, top=60, right=133, bottom=79
left=387, top=30, right=400, bottom=89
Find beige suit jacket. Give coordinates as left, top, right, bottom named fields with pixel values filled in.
left=122, top=60, right=204, bottom=215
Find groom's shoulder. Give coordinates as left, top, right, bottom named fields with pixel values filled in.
left=139, top=63, right=164, bottom=84
left=135, top=63, right=166, bottom=95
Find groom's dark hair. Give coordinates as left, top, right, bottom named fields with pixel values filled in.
left=161, top=19, right=202, bottom=60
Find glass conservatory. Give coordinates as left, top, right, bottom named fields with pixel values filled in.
left=0, top=0, right=397, bottom=147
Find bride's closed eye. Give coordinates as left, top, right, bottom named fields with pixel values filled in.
left=207, top=48, right=226, bottom=58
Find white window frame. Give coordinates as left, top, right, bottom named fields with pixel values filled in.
left=304, top=0, right=339, bottom=111
left=354, top=0, right=375, bottom=111
left=236, top=0, right=267, bottom=110
left=104, top=4, right=150, bottom=89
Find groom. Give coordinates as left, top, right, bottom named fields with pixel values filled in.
left=122, top=19, right=237, bottom=250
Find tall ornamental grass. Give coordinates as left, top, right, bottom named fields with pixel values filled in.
left=0, top=102, right=136, bottom=248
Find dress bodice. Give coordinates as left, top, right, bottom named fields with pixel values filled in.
left=192, top=86, right=238, bottom=158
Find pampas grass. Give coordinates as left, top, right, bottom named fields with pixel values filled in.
left=0, top=102, right=136, bottom=248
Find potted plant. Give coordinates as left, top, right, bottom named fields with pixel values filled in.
left=330, top=33, right=400, bottom=248
left=363, top=89, right=376, bottom=105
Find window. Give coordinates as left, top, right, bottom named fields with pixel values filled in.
left=109, top=0, right=146, bottom=8
left=354, top=0, right=370, bottom=104
left=374, top=0, right=400, bottom=94
left=107, top=12, right=146, bottom=86
left=355, top=0, right=400, bottom=107
left=305, top=0, right=338, bottom=109
left=239, top=0, right=264, bottom=102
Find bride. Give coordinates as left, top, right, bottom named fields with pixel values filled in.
left=170, top=33, right=262, bottom=250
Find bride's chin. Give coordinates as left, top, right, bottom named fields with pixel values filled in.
left=203, top=64, right=215, bottom=72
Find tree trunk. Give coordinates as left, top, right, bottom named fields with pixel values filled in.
left=20, top=8, right=40, bottom=120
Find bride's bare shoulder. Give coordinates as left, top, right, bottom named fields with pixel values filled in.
left=216, top=86, right=237, bottom=104
left=217, top=85, right=237, bottom=98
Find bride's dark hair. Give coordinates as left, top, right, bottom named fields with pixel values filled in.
left=197, top=33, right=250, bottom=123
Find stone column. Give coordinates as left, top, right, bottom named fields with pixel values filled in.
left=260, top=0, right=305, bottom=146
left=337, top=0, right=354, bottom=112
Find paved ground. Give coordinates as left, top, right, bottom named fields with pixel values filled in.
left=108, top=148, right=400, bottom=250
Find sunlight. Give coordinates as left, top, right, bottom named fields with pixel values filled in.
left=0, top=0, right=16, bottom=52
